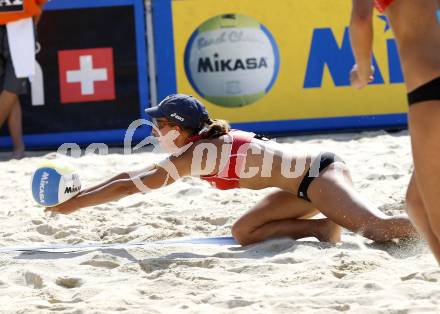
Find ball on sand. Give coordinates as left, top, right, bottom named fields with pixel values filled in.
left=31, top=161, right=81, bottom=207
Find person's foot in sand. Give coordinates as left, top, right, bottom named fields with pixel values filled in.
left=12, top=144, right=25, bottom=160
left=316, top=219, right=341, bottom=244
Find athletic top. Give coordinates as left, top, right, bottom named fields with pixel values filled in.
left=0, top=0, right=47, bottom=25
left=187, top=130, right=255, bottom=190
left=374, top=0, right=394, bottom=13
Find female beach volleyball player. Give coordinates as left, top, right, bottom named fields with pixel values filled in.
left=350, top=0, right=440, bottom=262
left=46, top=94, right=418, bottom=246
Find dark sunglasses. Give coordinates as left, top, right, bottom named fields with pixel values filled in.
left=153, top=119, right=177, bottom=130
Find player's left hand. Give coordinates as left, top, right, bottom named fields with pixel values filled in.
left=45, top=195, right=80, bottom=215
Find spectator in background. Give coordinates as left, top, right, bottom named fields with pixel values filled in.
left=0, top=0, right=47, bottom=159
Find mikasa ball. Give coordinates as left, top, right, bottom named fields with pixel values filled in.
left=184, top=13, right=280, bottom=108
left=31, top=161, right=81, bottom=207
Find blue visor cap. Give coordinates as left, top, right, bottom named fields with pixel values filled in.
left=145, top=94, right=209, bottom=129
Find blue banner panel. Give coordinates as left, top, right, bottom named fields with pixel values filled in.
left=0, top=0, right=149, bottom=149
left=152, top=0, right=177, bottom=102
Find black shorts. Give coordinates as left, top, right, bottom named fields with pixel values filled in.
left=407, top=76, right=440, bottom=106
left=297, top=152, right=344, bottom=202
left=0, top=26, right=28, bottom=95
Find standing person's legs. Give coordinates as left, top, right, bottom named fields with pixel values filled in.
left=0, top=26, right=28, bottom=156
left=408, top=101, right=440, bottom=250
left=382, top=0, right=440, bottom=262
left=0, top=89, right=19, bottom=126
left=406, top=173, right=440, bottom=263
left=7, top=97, right=24, bottom=159
left=0, top=26, right=19, bottom=127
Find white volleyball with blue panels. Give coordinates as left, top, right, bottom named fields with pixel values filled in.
left=31, top=161, right=81, bottom=207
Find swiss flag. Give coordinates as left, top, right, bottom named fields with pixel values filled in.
left=58, top=48, right=116, bottom=103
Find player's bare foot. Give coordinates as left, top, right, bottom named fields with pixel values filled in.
left=317, top=219, right=341, bottom=244
left=12, top=145, right=25, bottom=160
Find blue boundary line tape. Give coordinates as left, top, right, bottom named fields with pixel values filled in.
left=0, top=237, right=238, bottom=254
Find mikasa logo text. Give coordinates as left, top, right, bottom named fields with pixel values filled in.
left=39, top=172, right=49, bottom=203
left=65, top=174, right=81, bottom=194
left=65, top=186, right=81, bottom=194
left=198, top=53, right=268, bottom=73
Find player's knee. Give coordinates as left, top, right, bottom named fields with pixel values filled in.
left=231, top=220, right=254, bottom=246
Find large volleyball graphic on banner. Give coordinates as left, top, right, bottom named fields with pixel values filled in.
left=184, top=14, right=280, bottom=108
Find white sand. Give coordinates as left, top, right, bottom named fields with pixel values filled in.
left=1, top=130, right=439, bottom=313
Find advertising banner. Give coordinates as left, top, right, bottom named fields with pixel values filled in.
left=154, top=0, right=408, bottom=134
left=0, top=0, right=149, bottom=148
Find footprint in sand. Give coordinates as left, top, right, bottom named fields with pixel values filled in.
left=364, top=282, right=384, bottom=290
left=192, top=215, right=228, bottom=226
left=100, top=226, right=138, bottom=239
left=54, top=230, right=71, bottom=239
left=148, top=294, right=163, bottom=300
left=400, top=272, right=418, bottom=281
left=111, top=226, right=138, bottom=235
left=31, top=219, right=44, bottom=225
left=200, top=216, right=228, bottom=226
left=23, top=271, right=44, bottom=289
left=175, top=187, right=204, bottom=198
left=36, top=224, right=59, bottom=236
left=80, top=255, right=120, bottom=269
left=173, top=259, right=218, bottom=269
left=162, top=217, right=183, bottom=225
left=418, top=272, right=439, bottom=282
left=269, top=256, right=304, bottom=265
left=55, top=277, right=83, bottom=289
left=139, top=259, right=174, bottom=273
left=331, top=304, right=351, bottom=311
left=226, top=299, right=255, bottom=309
left=48, top=296, right=83, bottom=304
left=80, top=259, right=120, bottom=269
left=330, top=256, right=381, bottom=279
left=401, top=271, right=440, bottom=282
left=139, top=257, right=218, bottom=274
left=227, top=264, right=275, bottom=274
left=331, top=271, right=347, bottom=279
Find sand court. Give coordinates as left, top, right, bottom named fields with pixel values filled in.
left=1, top=131, right=439, bottom=313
